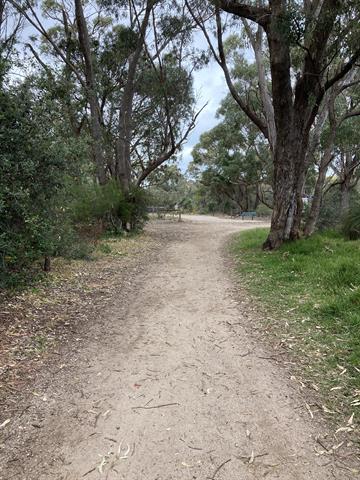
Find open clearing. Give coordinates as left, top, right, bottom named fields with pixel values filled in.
left=0, top=215, right=358, bottom=479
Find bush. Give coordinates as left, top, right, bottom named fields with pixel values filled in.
left=69, top=181, right=149, bottom=233
left=0, top=80, right=148, bottom=288
left=70, top=180, right=124, bottom=225
left=0, top=83, right=76, bottom=287
left=318, top=188, right=360, bottom=231
left=343, top=203, right=360, bottom=240
left=256, top=203, right=272, bottom=217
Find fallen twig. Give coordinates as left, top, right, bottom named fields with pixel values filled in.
left=208, top=458, right=231, bottom=479
left=132, top=402, right=180, bottom=410
left=316, top=436, right=330, bottom=452
left=83, top=467, right=96, bottom=477
left=305, top=402, right=314, bottom=419
left=257, top=352, right=286, bottom=361
left=179, top=438, right=203, bottom=450
left=236, top=350, right=252, bottom=357
left=105, top=437, right=118, bottom=443
left=94, top=411, right=102, bottom=427
left=237, top=452, right=268, bottom=464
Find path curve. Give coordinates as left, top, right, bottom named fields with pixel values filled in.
left=1, top=216, right=353, bottom=479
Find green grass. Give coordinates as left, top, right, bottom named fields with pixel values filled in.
left=231, top=228, right=360, bottom=415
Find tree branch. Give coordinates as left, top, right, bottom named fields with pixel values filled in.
left=216, top=0, right=271, bottom=28
left=8, top=0, right=86, bottom=88
left=136, top=104, right=207, bottom=185
left=214, top=8, right=269, bottom=139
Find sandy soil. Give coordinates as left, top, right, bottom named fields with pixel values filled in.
left=0, top=215, right=357, bottom=479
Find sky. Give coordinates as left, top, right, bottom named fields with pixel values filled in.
left=179, top=59, right=228, bottom=172
left=178, top=26, right=251, bottom=174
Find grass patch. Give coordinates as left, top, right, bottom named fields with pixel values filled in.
left=231, top=228, right=360, bottom=416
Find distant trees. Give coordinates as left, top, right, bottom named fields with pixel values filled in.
left=304, top=77, right=360, bottom=236
left=190, top=91, right=272, bottom=214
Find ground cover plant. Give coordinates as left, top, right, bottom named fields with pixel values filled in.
left=232, top=228, right=360, bottom=435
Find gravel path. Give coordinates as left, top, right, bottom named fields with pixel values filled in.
left=1, top=216, right=355, bottom=479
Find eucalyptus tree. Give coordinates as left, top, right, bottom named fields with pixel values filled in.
left=113, top=0, right=203, bottom=191
left=304, top=76, right=360, bottom=235
left=187, top=0, right=360, bottom=248
left=0, top=0, right=22, bottom=61
left=329, top=116, right=360, bottom=214
left=9, top=0, right=201, bottom=190
left=7, top=0, right=116, bottom=182
left=191, top=88, right=272, bottom=213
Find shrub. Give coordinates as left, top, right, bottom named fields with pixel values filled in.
left=0, top=83, right=76, bottom=287
left=69, top=180, right=149, bottom=233
left=70, top=180, right=124, bottom=224
left=343, top=203, right=360, bottom=240
left=256, top=203, right=272, bottom=217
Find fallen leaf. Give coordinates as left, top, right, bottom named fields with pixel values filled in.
left=0, top=419, right=10, bottom=429
left=347, top=413, right=354, bottom=426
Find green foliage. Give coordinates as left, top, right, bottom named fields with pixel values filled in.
left=231, top=229, right=360, bottom=396
left=343, top=202, right=360, bottom=239
left=316, top=189, right=342, bottom=230
left=70, top=180, right=148, bottom=233
left=190, top=88, right=272, bottom=213
left=317, top=188, right=360, bottom=231
left=147, top=166, right=194, bottom=210
left=0, top=81, right=78, bottom=287
left=124, top=186, right=149, bottom=231
left=70, top=180, right=123, bottom=223
left=256, top=204, right=272, bottom=217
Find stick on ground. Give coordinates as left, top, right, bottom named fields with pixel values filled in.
left=208, top=458, right=231, bottom=479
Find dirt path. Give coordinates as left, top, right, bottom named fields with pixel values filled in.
left=0, top=216, right=355, bottom=479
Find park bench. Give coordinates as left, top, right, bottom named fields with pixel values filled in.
left=241, top=211, right=257, bottom=220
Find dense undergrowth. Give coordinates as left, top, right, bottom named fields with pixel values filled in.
left=231, top=228, right=360, bottom=422
left=0, top=177, right=148, bottom=290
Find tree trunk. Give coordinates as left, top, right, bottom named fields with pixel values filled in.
left=263, top=142, right=298, bottom=249
left=264, top=124, right=310, bottom=249
left=340, top=178, right=351, bottom=215
left=43, top=256, right=51, bottom=272
left=116, top=78, right=133, bottom=193
left=304, top=161, right=328, bottom=236
left=304, top=127, right=336, bottom=236
left=262, top=3, right=299, bottom=250
left=115, top=0, right=153, bottom=193
left=74, top=0, right=107, bottom=185
left=242, top=21, right=276, bottom=150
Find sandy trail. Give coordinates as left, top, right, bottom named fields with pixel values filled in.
left=1, top=216, right=353, bottom=479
